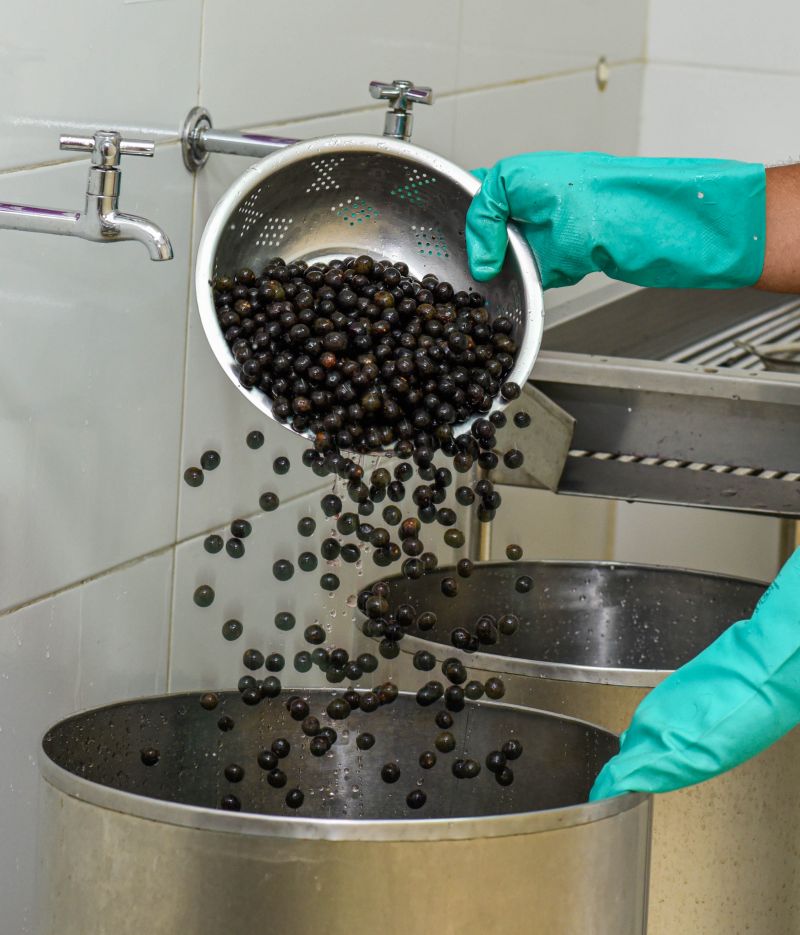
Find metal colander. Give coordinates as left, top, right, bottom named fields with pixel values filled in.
left=195, top=135, right=544, bottom=448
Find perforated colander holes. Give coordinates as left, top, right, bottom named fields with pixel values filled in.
left=391, top=169, right=436, bottom=206
left=255, top=216, right=293, bottom=249
left=236, top=193, right=265, bottom=238
left=332, top=195, right=380, bottom=226
left=306, top=156, right=344, bottom=194
left=411, top=223, right=450, bottom=259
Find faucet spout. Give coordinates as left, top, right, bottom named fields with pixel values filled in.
left=0, top=130, right=173, bottom=261
left=100, top=211, right=174, bottom=261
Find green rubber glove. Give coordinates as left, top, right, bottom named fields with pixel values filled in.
left=466, top=152, right=766, bottom=290
left=590, top=548, right=800, bottom=800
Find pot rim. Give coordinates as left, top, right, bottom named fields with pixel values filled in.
left=40, top=691, right=647, bottom=843
left=383, top=559, right=767, bottom=689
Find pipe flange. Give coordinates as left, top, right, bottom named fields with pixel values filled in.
left=181, top=106, right=212, bottom=173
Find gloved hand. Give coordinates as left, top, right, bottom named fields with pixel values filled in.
left=466, top=152, right=766, bottom=290
left=590, top=548, right=800, bottom=800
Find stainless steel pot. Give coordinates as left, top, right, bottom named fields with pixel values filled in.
left=377, top=561, right=800, bottom=935
left=38, top=690, right=650, bottom=935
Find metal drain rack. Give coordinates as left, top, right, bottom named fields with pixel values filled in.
left=499, top=287, right=800, bottom=518
left=666, top=300, right=800, bottom=370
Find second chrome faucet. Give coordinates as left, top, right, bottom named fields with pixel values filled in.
left=0, top=130, right=173, bottom=261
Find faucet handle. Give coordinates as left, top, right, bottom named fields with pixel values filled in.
left=369, top=79, right=434, bottom=107
left=368, top=79, right=433, bottom=141
left=59, top=132, right=155, bottom=167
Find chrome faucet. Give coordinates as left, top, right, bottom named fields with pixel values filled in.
left=0, top=130, right=173, bottom=261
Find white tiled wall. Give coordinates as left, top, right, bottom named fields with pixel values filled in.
left=640, top=0, right=800, bottom=164
left=20, top=0, right=791, bottom=929
left=0, top=0, right=200, bottom=171
left=0, top=551, right=172, bottom=934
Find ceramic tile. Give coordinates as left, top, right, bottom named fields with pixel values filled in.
left=639, top=65, right=800, bottom=163
left=200, top=0, right=460, bottom=131
left=457, top=0, right=646, bottom=88
left=612, top=501, right=781, bottom=582
left=451, top=64, right=643, bottom=170
left=170, top=488, right=364, bottom=693
left=0, top=0, right=202, bottom=171
left=170, top=479, right=467, bottom=693
left=488, top=487, right=616, bottom=562
left=648, top=0, right=800, bottom=75
left=0, top=550, right=173, bottom=935
left=0, top=144, right=192, bottom=611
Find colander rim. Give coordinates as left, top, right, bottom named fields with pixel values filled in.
left=194, top=133, right=544, bottom=453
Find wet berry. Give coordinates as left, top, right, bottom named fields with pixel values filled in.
left=226, top=537, right=245, bottom=558
left=184, top=467, right=204, bottom=487
left=243, top=648, right=264, bottom=670
left=275, top=611, right=295, bottom=631
left=257, top=749, right=278, bottom=771
left=485, top=677, right=506, bottom=700
left=452, top=758, right=481, bottom=779
left=260, top=676, right=282, bottom=698
left=222, top=619, right=243, bottom=641
left=515, top=575, right=533, bottom=594
left=496, top=766, right=514, bottom=786
left=435, top=711, right=453, bottom=729
left=200, top=450, right=221, bottom=471
left=406, top=789, right=427, bottom=809
left=193, top=585, right=215, bottom=607
left=356, top=732, right=375, bottom=751
left=297, top=516, right=316, bottom=537
left=231, top=518, right=252, bottom=538
left=435, top=731, right=456, bottom=753
left=140, top=747, right=159, bottom=766
left=381, top=763, right=400, bottom=783
left=224, top=763, right=244, bottom=783
left=273, top=559, right=294, bottom=581
left=419, top=751, right=437, bottom=769
left=259, top=492, right=279, bottom=511
left=286, top=788, right=304, bottom=809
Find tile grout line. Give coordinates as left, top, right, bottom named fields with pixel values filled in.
left=646, top=58, right=800, bottom=79
left=165, top=0, right=209, bottom=694
left=434, top=59, right=645, bottom=99
left=448, top=0, right=466, bottom=157
left=0, top=61, right=646, bottom=177
left=0, top=482, right=324, bottom=624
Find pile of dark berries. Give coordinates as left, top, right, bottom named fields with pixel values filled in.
left=212, top=257, right=519, bottom=456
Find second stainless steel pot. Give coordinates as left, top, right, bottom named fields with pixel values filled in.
left=377, top=560, right=800, bottom=935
